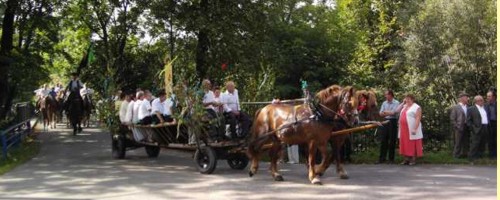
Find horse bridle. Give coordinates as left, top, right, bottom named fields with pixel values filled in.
left=314, top=92, right=356, bottom=125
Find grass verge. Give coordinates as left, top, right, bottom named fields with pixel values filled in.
left=350, top=149, right=496, bottom=165
left=0, top=135, right=40, bottom=175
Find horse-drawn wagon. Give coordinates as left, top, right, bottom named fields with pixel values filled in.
left=110, top=84, right=384, bottom=184
left=111, top=121, right=249, bottom=174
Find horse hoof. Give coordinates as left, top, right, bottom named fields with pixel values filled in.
left=274, top=175, right=284, bottom=182
left=248, top=171, right=254, bottom=177
left=340, top=174, right=349, bottom=179
left=311, top=177, right=322, bottom=185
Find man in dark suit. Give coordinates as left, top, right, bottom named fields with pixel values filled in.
left=485, top=90, right=496, bottom=158
left=450, top=92, right=469, bottom=158
left=467, top=95, right=489, bottom=161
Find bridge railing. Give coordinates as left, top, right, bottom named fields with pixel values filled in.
left=0, top=102, right=36, bottom=160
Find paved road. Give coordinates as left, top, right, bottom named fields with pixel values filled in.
left=0, top=125, right=496, bottom=200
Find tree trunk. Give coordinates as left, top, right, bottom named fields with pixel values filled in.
left=195, top=29, right=209, bottom=80
left=195, top=0, right=209, bottom=80
left=0, top=0, right=19, bottom=119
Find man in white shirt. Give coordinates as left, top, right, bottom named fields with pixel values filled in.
left=138, top=90, right=153, bottom=125
left=151, top=90, right=174, bottom=124
left=220, top=81, right=251, bottom=139
left=467, top=95, right=489, bottom=161
left=132, top=91, right=145, bottom=124
left=202, top=79, right=224, bottom=141
left=124, top=94, right=136, bottom=124
left=213, top=86, right=224, bottom=113
left=119, top=93, right=131, bottom=123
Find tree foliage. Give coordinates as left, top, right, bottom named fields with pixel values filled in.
left=0, top=0, right=495, bottom=140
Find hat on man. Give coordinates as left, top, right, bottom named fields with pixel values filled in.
left=458, top=92, right=469, bottom=98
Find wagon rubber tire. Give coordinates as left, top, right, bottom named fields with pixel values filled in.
left=194, top=146, right=217, bottom=174
left=227, top=154, right=249, bottom=170
left=112, top=136, right=126, bottom=159
left=145, top=146, right=161, bottom=158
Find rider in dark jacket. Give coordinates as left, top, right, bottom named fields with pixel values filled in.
left=64, top=72, right=84, bottom=110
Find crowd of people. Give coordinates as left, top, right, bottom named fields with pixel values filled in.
left=375, top=89, right=496, bottom=165
left=34, top=73, right=94, bottom=106
left=450, top=91, right=497, bottom=161
left=115, top=79, right=252, bottom=142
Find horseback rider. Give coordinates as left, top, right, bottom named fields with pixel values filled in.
left=64, top=72, right=84, bottom=110
left=34, top=84, right=51, bottom=110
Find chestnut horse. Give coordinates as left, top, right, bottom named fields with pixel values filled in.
left=38, top=96, right=58, bottom=129
left=247, top=85, right=358, bottom=185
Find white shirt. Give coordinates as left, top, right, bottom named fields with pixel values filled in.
left=151, top=98, right=166, bottom=115
left=203, top=90, right=216, bottom=111
left=132, top=100, right=142, bottom=123
left=220, top=89, right=240, bottom=113
left=69, top=80, right=83, bottom=91
left=163, top=97, right=174, bottom=116
left=459, top=102, right=467, bottom=115
left=476, top=104, right=489, bottom=125
left=34, top=88, right=50, bottom=97
left=54, top=86, right=61, bottom=93
left=80, top=88, right=94, bottom=96
left=124, top=100, right=135, bottom=123
left=119, top=100, right=130, bottom=123
left=138, top=99, right=152, bottom=120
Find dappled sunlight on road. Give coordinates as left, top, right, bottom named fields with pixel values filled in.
left=0, top=124, right=496, bottom=200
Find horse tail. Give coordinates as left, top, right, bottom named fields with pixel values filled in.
left=247, top=106, right=271, bottom=158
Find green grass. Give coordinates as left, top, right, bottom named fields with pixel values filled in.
left=0, top=136, right=40, bottom=175
left=350, top=149, right=496, bottom=165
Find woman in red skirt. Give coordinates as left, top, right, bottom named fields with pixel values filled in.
left=398, top=94, right=423, bottom=165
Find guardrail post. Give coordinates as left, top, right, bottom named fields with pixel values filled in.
left=1, top=132, right=7, bottom=160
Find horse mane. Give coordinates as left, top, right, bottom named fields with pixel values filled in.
left=356, top=89, right=377, bottom=108
left=315, top=84, right=342, bottom=104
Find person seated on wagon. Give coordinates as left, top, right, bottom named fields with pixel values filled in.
left=151, top=90, right=175, bottom=124
left=220, top=81, right=251, bottom=139
left=202, top=79, right=225, bottom=140
left=123, top=93, right=136, bottom=124
left=132, top=90, right=145, bottom=124
left=213, top=86, right=224, bottom=113
left=137, top=90, right=153, bottom=125
left=119, top=92, right=132, bottom=123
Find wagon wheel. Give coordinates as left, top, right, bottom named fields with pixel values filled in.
left=194, top=146, right=217, bottom=174
left=112, top=135, right=126, bottom=159
left=145, top=145, right=161, bottom=158
left=227, top=153, right=249, bottom=170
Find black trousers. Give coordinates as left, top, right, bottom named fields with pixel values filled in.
left=488, top=121, right=496, bottom=157
left=469, top=125, right=488, bottom=160
left=152, top=114, right=174, bottom=124
left=138, top=116, right=153, bottom=125
left=224, top=111, right=251, bottom=138
left=453, top=127, right=469, bottom=158
left=206, top=109, right=225, bottom=140
left=379, top=119, right=398, bottom=162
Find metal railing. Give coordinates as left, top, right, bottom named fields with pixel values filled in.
left=0, top=102, right=36, bottom=160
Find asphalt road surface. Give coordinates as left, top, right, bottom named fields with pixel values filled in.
left=0, top=125, right=496, bottom=200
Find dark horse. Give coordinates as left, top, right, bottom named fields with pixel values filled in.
left=82, top=93, right=94, bottom=127
left=37, top=95, right=58, bottom=129
left=323, top=89, right=379, bottom=180
left=65, top=92, right=84, bottom=135
left=247, top=85, right=358, bottom=185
